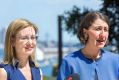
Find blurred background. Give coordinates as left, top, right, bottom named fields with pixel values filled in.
left=0, top=0, right=119, bottom=80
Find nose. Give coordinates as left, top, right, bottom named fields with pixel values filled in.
left=26, top=37, right=33, bottom=44
left=28, top=38, right=33, bottom=43
left=99, top=30, right=106, bottom=38
left=26, top=39, right=33, bottom=47
left=100, top=29, right=104, bottom=34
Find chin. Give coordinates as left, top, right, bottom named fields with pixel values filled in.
left=96, top=42, right=106, bottom=48
left=97, top=45, right=105, bottom=49
left=26, top=51, right=34, bottom=55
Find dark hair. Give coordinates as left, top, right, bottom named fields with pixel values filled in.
left=77, top=11, right=110, bottom=44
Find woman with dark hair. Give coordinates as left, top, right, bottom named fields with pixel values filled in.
left=57, top=12, right=119, bottom=80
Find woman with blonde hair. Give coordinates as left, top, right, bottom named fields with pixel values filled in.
left=0, top=19, right=43, bottom=80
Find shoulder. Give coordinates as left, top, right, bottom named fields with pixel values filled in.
left=0, top=68, right=7, bottom=80
left=57, top=50, right=81, bottom=80
left=0, top=63, right=12, bottom=70
left=102, top=49, right=119, bottom=61
left=102, top=50, right=119, bottom=68
left=61, top=50, right=81, bottom=66
left=0, top=63, right=13, bottom=75
left=102, top=49, right=119, bottom=58
left=63, top=50, right=81, bottom=61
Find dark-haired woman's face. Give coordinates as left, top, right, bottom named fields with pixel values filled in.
left=84, top=18, right=109, bottom=49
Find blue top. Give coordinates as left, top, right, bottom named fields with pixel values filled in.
left=0, top=60, right=41, bottom=80
left=57, top=49, right=119, bottom=80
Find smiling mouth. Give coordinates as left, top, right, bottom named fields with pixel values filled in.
left=97, top=39, right=105, bottom=43
left=25, top=47, right=34, bottom=50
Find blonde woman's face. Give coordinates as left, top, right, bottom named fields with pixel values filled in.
left=14, top=27, right=37, bottom=58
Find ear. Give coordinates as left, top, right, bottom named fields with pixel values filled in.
left=83, top=28, right=87, bottom=34
left=83, top=28, right=88, bottom=40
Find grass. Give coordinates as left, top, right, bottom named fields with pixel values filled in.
left=43, top=76, right=56, bottom=80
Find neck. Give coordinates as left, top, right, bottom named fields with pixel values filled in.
left=82, top=46, right=101, bottom=60
left=19, top=60, right=30, bottom=68
left=17, top=56, right=30, bottom=68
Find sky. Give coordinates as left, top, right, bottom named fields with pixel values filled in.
left=0, top=0, right=102, bottom=43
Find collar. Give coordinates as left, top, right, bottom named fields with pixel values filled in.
left=12, top=59, right=35, bottom=69
left=80, top=49, right=104, bottom=62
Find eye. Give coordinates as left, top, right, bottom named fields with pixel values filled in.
left=104, top=27, right=109, bottom=32
left=31, top=36, right=38, bottom=40
left=95, top=27, right=102, bottom=31
left=21, top=36, right=28, bottom=40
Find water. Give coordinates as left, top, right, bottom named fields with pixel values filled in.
left=39, top=57, right=57, bottom=76
left=0, top=48, right=4, bottom=61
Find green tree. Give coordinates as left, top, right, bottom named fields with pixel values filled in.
left=64, top=6, right=90, bottom=34
left=100, top=0, right=119, bottom=52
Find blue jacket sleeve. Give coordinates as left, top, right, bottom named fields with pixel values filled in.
left=57, top=59, right=71, bottom=80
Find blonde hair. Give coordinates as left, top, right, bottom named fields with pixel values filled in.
left=4, top=19, right=39, bottom=67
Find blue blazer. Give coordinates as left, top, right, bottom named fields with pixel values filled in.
left=0, top=63, right=41, bottom=80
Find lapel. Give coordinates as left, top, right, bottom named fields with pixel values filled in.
left=31, top=67, right=41, bottom=80
left=12, top=69, right=26, bottom=80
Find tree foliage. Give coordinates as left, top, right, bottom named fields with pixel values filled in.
left=63, top=0, right=119, bottom=52
left=63, top=6, right=90, bottom=34
left=100, top=0, right=119, bottom=51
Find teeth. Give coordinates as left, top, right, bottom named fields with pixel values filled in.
left=97, top=40, right=104, bottom=43
left=25, top=47, right=33, bottom=49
